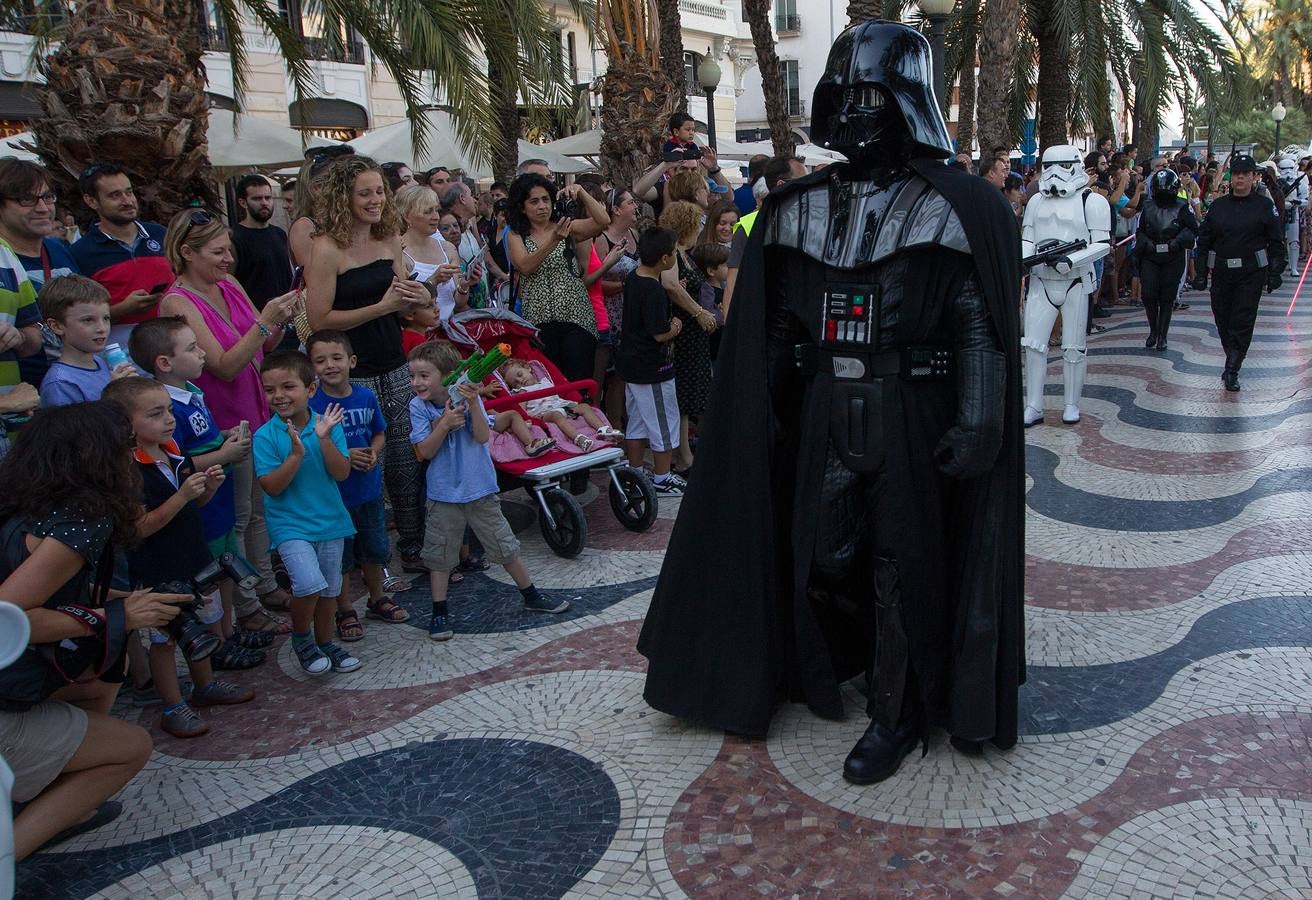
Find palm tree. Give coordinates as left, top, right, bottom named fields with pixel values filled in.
left=1241, top=0, right=1312, bottom=110
left=655, top=0, right=686, bottom=106
left=975, top=0, right=1021, bottom=155
left=960, top=0, right=1245, bottom=153
left=741, top=0, right=796, bottom=155
left=596, top=0, right=678, bottom=188
left=27, top=0, right=574, bottom=222
left=946, top=0, right=980, bottom=154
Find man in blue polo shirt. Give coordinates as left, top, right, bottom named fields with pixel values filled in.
left=0, top=159, right=80, bottom=386
left=71, top=163, right=172, bottom=348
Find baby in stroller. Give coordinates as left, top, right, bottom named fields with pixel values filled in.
left=500, top=358, right=623, bottom=452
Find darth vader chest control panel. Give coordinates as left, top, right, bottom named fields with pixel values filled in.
left=823, top=284, right=876, bottom=345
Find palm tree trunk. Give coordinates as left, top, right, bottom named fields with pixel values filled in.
left=742, top=0, right=795, bottom=156
left=1033, top=11, right=1071, bottom=151
left=655, top=0, right=686, bottom=109
left=34, top=0, right=217, bottom=223
left=975, top=0, right=1019, bottom=155
left=488, top=56, right=520, bottom=182
left=955, top=50, right=977, bottom=157
left=847, top=0, right=886, bottom=25
left=600, top=57, right=678, bottom=189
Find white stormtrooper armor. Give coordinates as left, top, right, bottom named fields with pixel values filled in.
left=1021, top=144, right=1111, bottom=426
left=1277, top=157, right=1307, bottom=277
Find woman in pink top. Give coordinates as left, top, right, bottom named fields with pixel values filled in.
left=160, top=209, right=301, bottom=630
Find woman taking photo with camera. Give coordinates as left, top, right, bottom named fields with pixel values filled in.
left=0, top=403, right=189, bottom=860
left=505, top=174, right=610, bottom=382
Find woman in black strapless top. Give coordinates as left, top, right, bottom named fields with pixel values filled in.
left=305, top=156, right=433, bottom=568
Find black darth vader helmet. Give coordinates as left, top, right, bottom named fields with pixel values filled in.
left=1149, top=168, right=1181, bottom=203
left=810, top=20, right=954, bottom=164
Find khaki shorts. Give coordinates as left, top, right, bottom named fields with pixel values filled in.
left=0, top=698, right=90, bottom=803
left=421, top=496, right=520, bottom=572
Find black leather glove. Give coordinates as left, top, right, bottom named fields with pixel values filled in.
left=938, top=277, right=1007, bottom=479
left=1190, top=272, right=1209, bottom=292
left=1266, top=271, right=1283, bottom=293
left=936, top=348, right=1006, bottom=479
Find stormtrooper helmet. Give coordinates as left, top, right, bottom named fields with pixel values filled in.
left=1149, top=168, right=1181, bottom=203
left=1038, top=145, right=1087, bottom=198
left=1277, top=156, right=1296, bottom=181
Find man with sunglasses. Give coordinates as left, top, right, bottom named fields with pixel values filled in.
left=70, top=163, right=173, bottom=347
left=0, top=159, right=80, bottom=386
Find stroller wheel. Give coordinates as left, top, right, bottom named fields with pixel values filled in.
left=609, top=467, right=658, bottom=532
left=538, top=487, right=587, bottom=558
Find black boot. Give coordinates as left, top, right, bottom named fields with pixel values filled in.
left=1154, top=302, right=1173, bottom=351
left=842, top=719, right=919, bottom=785
left=1223, top=350, right=1242, bottom=392
left=1143, top=302, right=1157, bottom=348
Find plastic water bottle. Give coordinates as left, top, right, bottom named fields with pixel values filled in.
left=104, top=342, right=131, bottom=370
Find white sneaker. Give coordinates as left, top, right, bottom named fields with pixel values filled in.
left=1061, top=404, right=1080, bottom=424
left=1023, top=406, right=1044, bottom=428
left=653, top=472, right=688, bottom=495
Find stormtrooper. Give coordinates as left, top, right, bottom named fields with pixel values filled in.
left=638, top=20, right=1025, bottom=786
left=1020, top=146, right=1110, bottom=427
left=1277, top=157, right=1307, bottom=277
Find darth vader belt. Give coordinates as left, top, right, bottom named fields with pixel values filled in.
left=794, top=344, right=953, bottom=382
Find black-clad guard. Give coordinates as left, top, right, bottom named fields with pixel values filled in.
left=637, top=21, right=1025, bottom=786
left=1135, top=169, right=1198, bottom=351
left=1191, top=155, right=1287, bottom=391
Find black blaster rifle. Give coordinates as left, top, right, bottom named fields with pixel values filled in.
left=1022, top=238, right=1088, bottom=270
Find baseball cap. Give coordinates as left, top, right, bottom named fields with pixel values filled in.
left=1229, top=154, right=1257, bottom=173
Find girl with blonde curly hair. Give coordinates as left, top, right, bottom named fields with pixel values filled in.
left=304, top=154, right=433, bottom=570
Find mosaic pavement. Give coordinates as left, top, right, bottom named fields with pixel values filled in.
left=16, top=281, right=1312, bottom=898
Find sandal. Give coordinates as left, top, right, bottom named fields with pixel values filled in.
left=335, top=609, right=365, bottom=642
left=596, top=426, right=623, bottom=440
left=238, top=609, right=293, bottom=635
left=456, top=556, right=489, bottom=574
left=448, top=570, right=464, bottom=585
left=525, top=437, right=556, bottom=457
left=259, top=588, right=293, bottom=612
left=230, top=627, right=275, bottom=649
left=209, top=639, right=266, bottom=671
left=574, top=434, right=594, bottom=452
left=366, top=597, right=411, bottom=623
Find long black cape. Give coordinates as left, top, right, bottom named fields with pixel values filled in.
left=637, top=159, right=1025, bottom=742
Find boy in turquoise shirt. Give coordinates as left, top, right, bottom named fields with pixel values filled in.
left=253, top=350, right=359, bottom=676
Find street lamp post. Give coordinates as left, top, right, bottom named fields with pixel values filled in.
left=1271, top=101, right=1287, bottom=157
left=919, top=0, right=955, bottom=114
left=698, top=52, right=723, bottom=151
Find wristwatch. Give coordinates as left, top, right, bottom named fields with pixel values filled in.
left=708, top=167, right=721, bottom=175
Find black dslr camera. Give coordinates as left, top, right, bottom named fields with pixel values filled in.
left=156, top=553, right=261, bottom=662
left=552, top=194, right=582, bottom=221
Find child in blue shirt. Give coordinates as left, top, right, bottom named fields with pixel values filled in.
left=306, top=330, right=409, bottom=641
left=38, top=275, right=134, bottom=407
left=407, top=341, right=567, bottom=641
left=254, top=350, right=359, bottom=676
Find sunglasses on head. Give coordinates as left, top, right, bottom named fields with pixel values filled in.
left=179, top=209, right=214, bottom=239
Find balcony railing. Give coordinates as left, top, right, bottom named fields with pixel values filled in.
left=775, top=13, right=801, bottom=33
left=680, top=0, right=728, bottom=20
left=303, top=35, right=365, bottom=64
left=198, top=24, right=229, bottom=51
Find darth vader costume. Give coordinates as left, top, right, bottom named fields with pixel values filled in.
left=638, top=21, right=1024, bottom=784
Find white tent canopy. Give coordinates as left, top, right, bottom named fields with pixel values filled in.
left=208, top=111, right=332, bottom=169
left=1, top=113, right=332, bottom=170
left=0, top=133, right=38, bottom=161
left=539, top=129, right=767, bottom=162
left=346, top=109, right=594, bottom=177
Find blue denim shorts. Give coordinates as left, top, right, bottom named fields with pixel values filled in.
left=277, top=538, right=345, bottom=598
left=342, top=496, right=390, bottom=571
